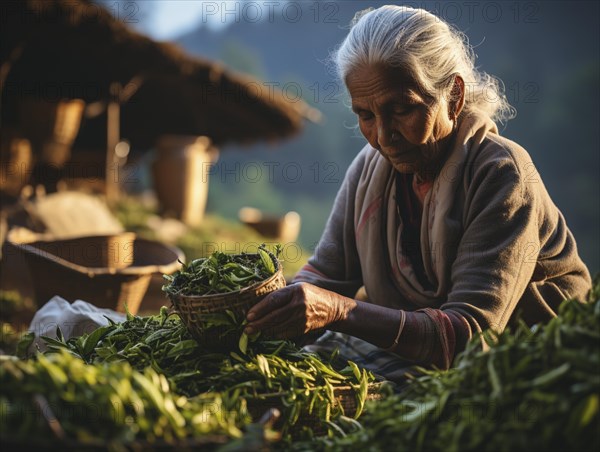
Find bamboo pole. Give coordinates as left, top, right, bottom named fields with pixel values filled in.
left=105, top=82, right=121, bottom=204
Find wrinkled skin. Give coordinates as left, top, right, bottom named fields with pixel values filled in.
left=244, top=282, right=353, bottom=339
left=347, top=63, right=464, bottom=179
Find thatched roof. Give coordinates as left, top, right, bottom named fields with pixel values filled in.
left=1, top=0, right=313, bottom=147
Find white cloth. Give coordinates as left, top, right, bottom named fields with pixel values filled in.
left=28, top=296, right=126, bottom=351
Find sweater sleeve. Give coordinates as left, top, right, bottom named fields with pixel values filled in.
left=441, top=144, right=541, bottom=335
left=292, top=149, right=366, bottom=298
left=400, top=309, right=470, bottom=369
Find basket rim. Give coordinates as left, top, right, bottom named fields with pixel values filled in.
left=7, top=230, right=184, bottom=276
left=167, top=250, right=284, bottom=300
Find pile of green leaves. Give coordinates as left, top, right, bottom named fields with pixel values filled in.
left=300, top=282, right=600, bottom=452
left=14, top=306, right=376, bottom=442
left=162, top=245, right=278, bottom=296
left=0, top=350, right=246, bottom=448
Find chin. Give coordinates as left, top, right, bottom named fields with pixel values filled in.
left=391, top=162, right=418, bottom=174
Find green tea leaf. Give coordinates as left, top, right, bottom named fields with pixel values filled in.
left=258, top=247, right=275, bottom=275
left=579, top=394, right=599, bottom=427
left=82, top=326, right=112, bottom=359
left=349, top=361, right=362, bottom=381
left=55, top=326, right=64, bottom=343
left=239, top=333, right=249, bottom=355
left=355, top=368, right=369, bottom=419
left=166, top=340, right=199, bottom=358
left=531, top=363, right=570, bottom=387
left=256, top=354, right=272, bottom=379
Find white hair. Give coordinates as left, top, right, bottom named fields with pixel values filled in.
left=333, top=5, right=515, bottom=124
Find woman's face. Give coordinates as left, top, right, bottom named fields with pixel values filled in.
left=346, top=64, right=456, bottom=176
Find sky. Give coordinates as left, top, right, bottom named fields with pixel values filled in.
left=127, top=0, right=250, bottom=39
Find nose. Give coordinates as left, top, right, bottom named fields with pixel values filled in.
left=376, top=118, right=396, bottom=149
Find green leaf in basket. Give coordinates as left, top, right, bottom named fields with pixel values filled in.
left=274, top=243, right=283, bottom=259
left=258, top=246, right=275, bottom=275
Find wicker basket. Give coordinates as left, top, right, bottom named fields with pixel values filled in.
left=168, top=251, right=286, bottom=349
left=7, top=231, right=184, bottom=314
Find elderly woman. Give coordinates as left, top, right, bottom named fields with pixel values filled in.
left=244, top=6, right=591, bottom=379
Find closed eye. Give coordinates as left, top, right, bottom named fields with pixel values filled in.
left=392, top=104, right=417, bottom=116
left=355, top=109, right=374, bottom=121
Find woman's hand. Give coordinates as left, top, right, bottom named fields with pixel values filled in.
left=244, top=282, right=355, bottom=340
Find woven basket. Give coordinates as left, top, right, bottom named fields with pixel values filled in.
left=7, top=231, right=184, bottom=314
left=168, top=251, right=286, bottom=349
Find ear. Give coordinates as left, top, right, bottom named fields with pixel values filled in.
left=448, top=74, right=465, bottom=120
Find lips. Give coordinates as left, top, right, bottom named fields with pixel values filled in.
left=388, top=150, right=415, bottom=162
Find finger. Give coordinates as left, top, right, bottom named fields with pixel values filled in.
left=246, top=285, right=295, bottom=321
